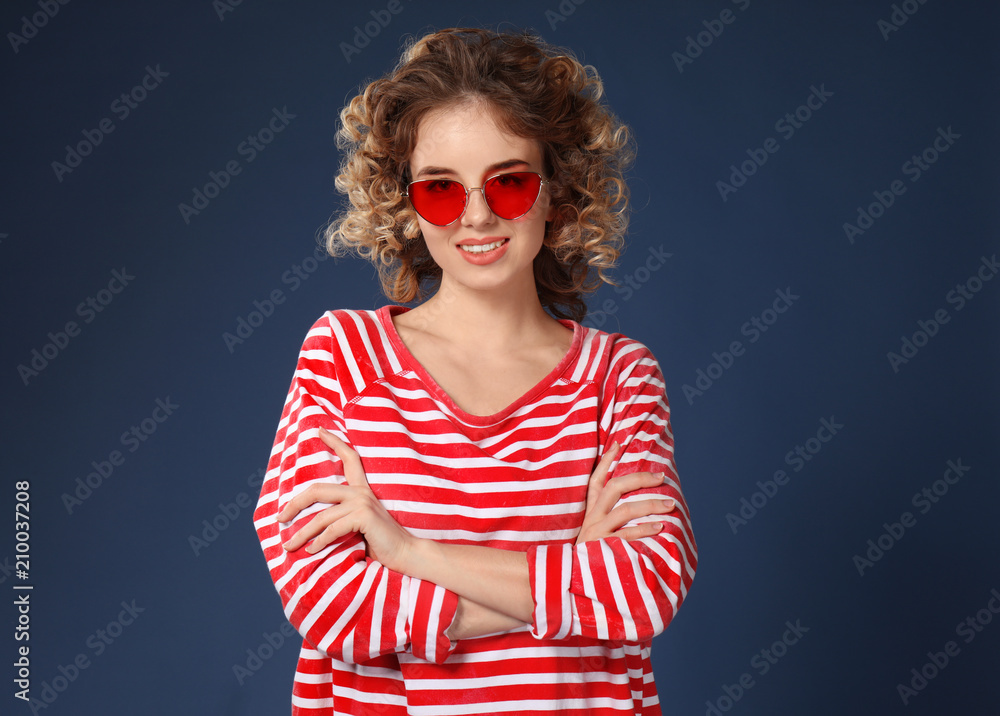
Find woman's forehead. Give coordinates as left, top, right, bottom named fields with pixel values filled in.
left=410, top=103, right=542, bottom=174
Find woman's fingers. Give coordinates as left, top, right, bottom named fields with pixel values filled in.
left=276, top=429, right=358, bottom=524
left=282, top=503, right=348, bottom=551
left=584, top=495, right=676, bottom=544
left=578, top=445, right=678, bottom=544
left=595, top=498, right=675, bottom=542
left=612, top=521, right=665, bottom=541
left=594, top=471, right=666, bottom=515
left=585, top=442, right=620, bottom=511
left=304, top=515, right=358, bottom=554
left=276, top=483, right=344, bottom=522
left=319, top=428, right=370, bottom=489
left=280, top=428, right=390, bottom=555
left=604, top=497, right=675, bottom=531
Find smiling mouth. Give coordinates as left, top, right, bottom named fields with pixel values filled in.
left=458, top=239, right=509, bottom=254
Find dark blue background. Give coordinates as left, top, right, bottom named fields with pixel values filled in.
left=2, top=1, right=998, bottom=714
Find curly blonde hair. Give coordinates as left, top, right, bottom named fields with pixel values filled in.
left=324, top=27, right=633, bottom=321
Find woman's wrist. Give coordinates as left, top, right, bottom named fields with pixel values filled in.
left=447, top=596, right=528, bottom=640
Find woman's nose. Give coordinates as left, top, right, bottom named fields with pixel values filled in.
left=461, top=187, right=496, bottom=226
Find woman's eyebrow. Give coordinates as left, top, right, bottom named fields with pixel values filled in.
left=485, top=158, right=530, bottom=174
left=413, top=158, right=530, bottom=179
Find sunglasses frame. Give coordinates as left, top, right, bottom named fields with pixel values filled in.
left=403, top=171, right=550, bottom=227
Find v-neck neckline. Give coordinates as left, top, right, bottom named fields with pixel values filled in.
left=376, top=305, right=583, bottom=427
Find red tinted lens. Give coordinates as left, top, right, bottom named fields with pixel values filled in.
left=483, top=172, right=542, bottom=219
left=407, top=180, right=466, bottom=225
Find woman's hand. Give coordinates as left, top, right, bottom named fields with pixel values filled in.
left=277, top=428, right=415, bottom=572
left=576, top=442, right=676, bottom=545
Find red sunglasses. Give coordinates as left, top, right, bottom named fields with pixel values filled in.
left=404, top=171, right=549, bottom=226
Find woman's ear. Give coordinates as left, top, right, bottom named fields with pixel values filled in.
left=545, top=191, right=558, bottom=222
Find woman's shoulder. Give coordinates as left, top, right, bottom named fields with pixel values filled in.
left=296, top=307, right=397, bottom=357
left=576, top=320, right=661, bottom=368
left=561, top=321, right=665, bottom=396
left=303, top=306, right=396, bottom=336
left=295, top=308, right=405, bottom=396
left=567, top=322, right=668, bottom=407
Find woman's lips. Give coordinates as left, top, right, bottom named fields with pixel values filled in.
left=456, top=238, right=510, bottom=265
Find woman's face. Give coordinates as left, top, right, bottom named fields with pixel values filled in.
left=408, top=102, right=553, bottom=299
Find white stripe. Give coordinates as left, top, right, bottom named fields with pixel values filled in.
left=407, top=695, right=636, bottom=716
left=569, top=329, right=594, bottom=383
left=532, top=546, right=548, bottom=637
left=291, top=695, right=334, bottom=709
left=370, top=567, right=388, bottom=655
left=351, top=444, right=598, bottom=472
left=406, top=668, right=630, bottom=690
left=576, top=543, right=607, bottom=639
left=353, top=390, right=599, bottom=440
left=407, top=526, right=578, bottom=542
left=329, top=683, right=407, bottom=707
left=583, top=332, right=609, bottom=383
left=558, top=545, right=573, bottom=639
left=328, top=314, right=366, bottom=394
left=399, top=643, right=629, bottom=664
left=380, top=499, right=584, bottom=519
left=292, top=670, right=332, bottom=684
left=367, top=471, right=589, bottom=495
left=345, top=309, right=388, bottom=380
left=426, top=585, right=445, bottom=660
left=600, top=540, right=637, bottom=641
left=368, top=309, right=406, bottom=375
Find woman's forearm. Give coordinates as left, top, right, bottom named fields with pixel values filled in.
left=407, top=539, right=535, bottom=623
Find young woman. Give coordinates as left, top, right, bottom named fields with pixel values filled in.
left=254, top=27, right=697, bottom=716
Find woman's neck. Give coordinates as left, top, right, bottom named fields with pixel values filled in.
left=407, top=274, right=564, bottom=352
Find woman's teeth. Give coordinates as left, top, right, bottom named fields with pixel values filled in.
left=459, top=239, right=507, bottom=253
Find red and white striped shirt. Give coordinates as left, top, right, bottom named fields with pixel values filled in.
left=254, top=306, right=697, bottom=715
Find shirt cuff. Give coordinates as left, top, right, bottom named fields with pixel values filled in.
left=526, top=543, right=575, bottom=640
left=406, top=577, right=459, bottom=664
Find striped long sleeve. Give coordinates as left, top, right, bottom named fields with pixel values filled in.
left=527, top=340, right=697, bottom=644
left=253, top=314, right=459, bottom=666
